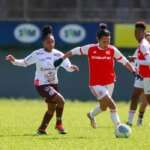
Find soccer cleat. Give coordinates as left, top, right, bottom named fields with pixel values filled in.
left=137, top=118, right=143, bottom=127
left=87, top=112, right=98, bottom=128
left=55, top=124, right=67, bottom=134
left=36, top=130, right=47, bottom=135
left=126, top=122, right=133, bottom=127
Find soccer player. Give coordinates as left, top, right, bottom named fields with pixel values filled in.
left=6, top=25, right=79, bottom=135
left=54, top=23, right=136, bottom=130
left=127, top=22, right=150, bottom=126
left=136, top=31, right=150, bottom=126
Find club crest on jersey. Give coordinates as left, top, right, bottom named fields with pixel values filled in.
left=106, top=51, right=111, bottom=55
left=93, top=51, right=97, bottom=54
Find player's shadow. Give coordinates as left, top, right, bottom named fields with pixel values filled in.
left=38, top=136, right=102, bottom=140
left=0, top=133, right=39, bottom=137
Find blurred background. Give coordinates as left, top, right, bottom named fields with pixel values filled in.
left=0, top=0, right=150, bottom=100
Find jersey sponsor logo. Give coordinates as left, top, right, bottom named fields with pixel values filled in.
left=59, top=24, right=86, bottom=44
left=53, top=53, right=62, bottom=57
left=91, top=56, right=112, bottom=60
left=14, top=23, right=40, bottom=43
left=36, top=52, right=44, bottom=55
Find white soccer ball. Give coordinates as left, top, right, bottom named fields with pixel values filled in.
left=115, top=124, right=132, bottom=138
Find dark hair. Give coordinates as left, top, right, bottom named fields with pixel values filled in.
left=96, top=23, right=110, bottom=40
left=135, top=21, right=146, bottom=30
left=42, top=25, right=53, bottom=40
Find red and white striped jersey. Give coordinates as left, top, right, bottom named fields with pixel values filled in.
left=137, top=38, right=150, bottom=77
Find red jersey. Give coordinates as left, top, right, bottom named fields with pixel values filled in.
left=71, top=44, right=128, bottom=86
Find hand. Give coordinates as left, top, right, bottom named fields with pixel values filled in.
left=6, top=54, right=15, bottom=63
left=133, top=72, right=143, bottom=80
left=70, top=65, right=79, bottom=72
left=54, top=58, right=63, bottom=67
left=128, top=56, right=137, bottom=62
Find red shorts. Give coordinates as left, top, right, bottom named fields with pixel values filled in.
left=35, top=84, right=59, bottom=103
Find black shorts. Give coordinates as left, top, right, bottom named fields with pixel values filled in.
left=35, top=84, right=59, bottom=103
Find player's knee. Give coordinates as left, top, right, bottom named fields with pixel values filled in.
left=56, top=94, right=65, bottom=106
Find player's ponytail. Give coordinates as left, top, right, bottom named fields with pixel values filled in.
left=97, top=23, right=110, bottom=40
left=42, top=25, right=53, bottom=40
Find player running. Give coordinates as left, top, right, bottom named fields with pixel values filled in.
left=127, top=22, right=150, bottom=126
left=6, top=25, right=79, bottom=135
left=54, top=23, right=136, bottom=130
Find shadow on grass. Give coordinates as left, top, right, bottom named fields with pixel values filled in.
left=0, top=134, right=102, bottom=140
left=0, top=133, right=41, bottom=137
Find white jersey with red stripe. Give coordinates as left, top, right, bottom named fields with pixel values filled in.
left=12, top=48, right=73, bottom=86
left=137, top=38, right=150, bottom=77
left=71, top=43, right=128, bottom=86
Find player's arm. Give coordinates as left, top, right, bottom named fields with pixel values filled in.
left=60, top=58, right=79, bottom=72
left=54, top=45, right=90, bottom=67
left=114, top=47, right=136, bottom=73
left=128, top=49, right=138, bottom=62
left=6, top=51, right=36, bottom=67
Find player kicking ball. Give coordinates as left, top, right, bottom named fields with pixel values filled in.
left=54, top=23, right=138, bottom=130
left=6, top=25, right=79, bottom=135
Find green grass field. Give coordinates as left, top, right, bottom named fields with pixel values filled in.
left=0, top=99, right=150, bottom=150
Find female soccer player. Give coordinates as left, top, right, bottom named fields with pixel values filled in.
left=136, top=31, right=150, bottom=126
left=127, top=22, right=150, bottom=126
left=6, top=25, right=79, bottom=135
left=54, top=23, right=136, bottom=129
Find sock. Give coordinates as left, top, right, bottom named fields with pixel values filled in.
left=56, top=106, right=64, bottom=125
left=128, top=110, right=135, bottom=124
left=38, top=111, right=53, bottom=131
left=138, top=111, right=144, bottom=119
left=110, top=110, right=121, bottom=126
left=90, top=105, right=101, bottom=118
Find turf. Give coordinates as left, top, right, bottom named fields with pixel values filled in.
left=0, top=98, right=150, bottom=150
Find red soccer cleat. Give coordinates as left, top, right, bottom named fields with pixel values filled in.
left=55, top=124, right=67, bottom=134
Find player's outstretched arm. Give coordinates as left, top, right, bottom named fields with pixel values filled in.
left=6, top=54, right=27, bottom=67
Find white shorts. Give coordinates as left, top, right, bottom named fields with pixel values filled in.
left=89, top=83, right=114, bottom=100
left=143, top=78, right=150, bottom=94
left=134, top=77, right=150, bottom=94
left=134, top=78, right=143, bottom=89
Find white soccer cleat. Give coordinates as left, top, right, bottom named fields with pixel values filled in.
left=87, top=112, right=98, bottom=128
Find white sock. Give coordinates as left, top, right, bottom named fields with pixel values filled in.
left=90, top=105, right=101, bottom=118
left=110, top=110, right=121, bottom=126
left=128, top=110, right=135, bottom=124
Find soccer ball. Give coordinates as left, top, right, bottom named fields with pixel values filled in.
left=115, top=124, right=132, bottom=138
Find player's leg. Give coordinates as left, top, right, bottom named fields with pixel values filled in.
left=137, top=94, right=148, bottom=126
left=38, top=100, right=57, bottom=134
left=128, top=78, right=144, bottom=126
left=87, top=84, right=114, bottom=128
left=36, top=84, right=66, bottom=134
left=51, top=85, right=66, bottom=133
left=54, top=94, right=67, bottom=134
left=102, top=95, right=121, bottom=127
left=127, top=78, right=143, bottom=126
left=87, top=84, right=119, bottom=128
